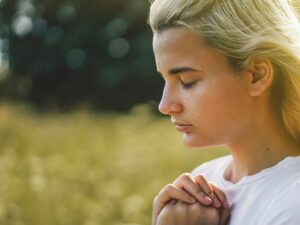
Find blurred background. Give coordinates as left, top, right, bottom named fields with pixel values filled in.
left=0, top=0, right=229, bottom=224
left=0, top=0, right=163, bottom=111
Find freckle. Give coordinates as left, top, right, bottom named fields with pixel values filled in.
left=266, top=148, right=270, bottom=152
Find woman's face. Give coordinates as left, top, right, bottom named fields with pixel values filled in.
left=153, top=27, right=253, bottom=148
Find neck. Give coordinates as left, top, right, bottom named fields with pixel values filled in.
left=224, top=110, right=300, bottom=184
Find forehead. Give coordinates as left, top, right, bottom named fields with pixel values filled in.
left=152, top=27, right=205, bottom=57
left=152, top=27, right=226, bottom=72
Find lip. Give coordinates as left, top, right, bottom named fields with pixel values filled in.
left=173, top=122, right=192, bottom=133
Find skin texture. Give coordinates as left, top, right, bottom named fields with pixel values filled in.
left=152, top=173, right=230, bottom=225
left=153, top=26, right=300, bottom=181
left=157, top=200, right=219, bottom=225
left=152, top=26, right=300, bottom=225
left=153, top=27, right=252, bottom=149
left=152, top=27, right=239, bottom=225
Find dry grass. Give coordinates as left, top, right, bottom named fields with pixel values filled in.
left=0, top=103, right=229, bottom=225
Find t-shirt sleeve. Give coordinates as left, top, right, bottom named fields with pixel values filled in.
left=258, top=183, right=300, bottom=225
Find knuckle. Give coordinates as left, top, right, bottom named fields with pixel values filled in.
left=164, top=183, right=175, bottom=192
left=173, top=173, right=192, bottom=184
left=182, top=172, right=191, bottom=177
left=173, top=173, right=196, bottom=187
left=195, top=173, right=207, bottom=181
left=181, top=172, right=191, bottom=180
left=155, top=184, right=175, bottom=201
left=174, top=173, right=189, bottom=183
left=159, top=183, right=172, bottom=193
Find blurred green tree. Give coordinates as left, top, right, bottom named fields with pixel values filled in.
left=0, top=0, right=163, bottom=111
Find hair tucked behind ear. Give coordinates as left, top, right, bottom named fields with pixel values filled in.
left=149, top=0, right=300, bottom=144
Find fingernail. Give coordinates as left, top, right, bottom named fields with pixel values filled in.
left=204, top=196, right=212, bottom=204
left=213, top=199, right=222, bottom=208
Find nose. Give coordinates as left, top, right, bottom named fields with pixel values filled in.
left=158, top=84, right=182, bottom=115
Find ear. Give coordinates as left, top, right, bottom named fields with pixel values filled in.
left=245, top=57, right=274, bottom=97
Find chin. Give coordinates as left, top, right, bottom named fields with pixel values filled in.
left=182, top=134, right=204, bottom=148
left=182, top=134, right=217, bottom=149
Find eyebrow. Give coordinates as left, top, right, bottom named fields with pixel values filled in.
left=157, top=67, right=201, bottom=76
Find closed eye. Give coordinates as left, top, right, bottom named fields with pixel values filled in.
left=181, top=80, right=197, bottom=89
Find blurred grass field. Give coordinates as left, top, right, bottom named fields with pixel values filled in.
left=0, top=102, right=229, bottom=225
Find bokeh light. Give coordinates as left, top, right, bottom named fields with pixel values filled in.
left=12, top=15, right=33, bottom=37
left=65, top=48, right=86, bottom=69
left=108, top=38, right=130, bottom=58
left=105, top=18, right=128, bottom=38
left=44, top=26, right=64, bottom=46
left=57, top=2, right=77, bottom=23
left=31, top=18, right=48, bottom=37
left=0, top=103, right=229, bottom=224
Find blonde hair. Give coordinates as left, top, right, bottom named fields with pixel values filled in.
left=149, top=0, right=300, bottom=144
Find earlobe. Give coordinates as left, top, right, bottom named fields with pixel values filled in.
left=246, top=58, right=274, bottom=97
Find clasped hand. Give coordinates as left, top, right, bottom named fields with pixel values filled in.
left=152, top=173, right=230, bottom=225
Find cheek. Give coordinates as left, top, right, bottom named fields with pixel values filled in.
left=191, top=84, right=248, bottom=130
left=184, top=98, right=245, bottom=147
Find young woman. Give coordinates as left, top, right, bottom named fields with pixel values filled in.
left=148, top=0, right=300, bottom=224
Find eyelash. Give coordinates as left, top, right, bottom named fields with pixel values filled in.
left=180, top=81, right=197, bottom=89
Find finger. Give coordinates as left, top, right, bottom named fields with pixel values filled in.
left=153, top=184, right=196, bottom=215
left=193, top=174, right=213, bottom=196
left=152, top=184, right=195, bottom=225
left=173, top=173, right=213, bottom=205
left=210, top=183, right=230, bottom=209
left=219, top=205, right=231, bottom=225
left=194, top=175, right=222, bottom=208
left=158, top=183, right=197, bottom=205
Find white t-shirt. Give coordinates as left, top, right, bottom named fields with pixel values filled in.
left=191, top=155, right=300, bottom=225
